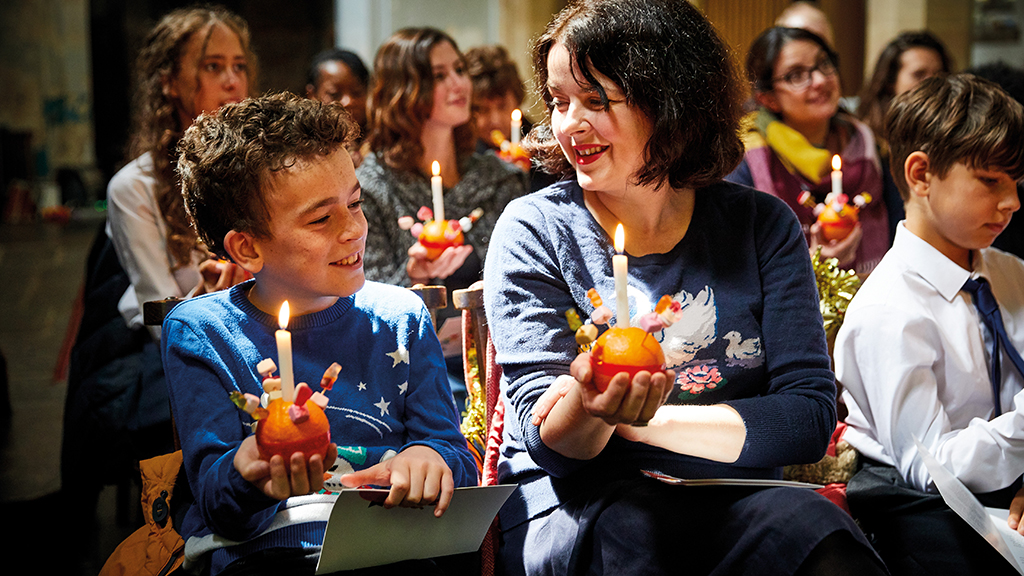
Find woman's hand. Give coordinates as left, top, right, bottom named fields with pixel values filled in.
left=531, top=375, right=576, bottom=426
left=234, top=435, right=337, bottom=500
left=810, top=222, right=862, bottom=269
left=194, top=258, right=252, bottom=296
left=338, top=445, right=455, bottom=517
left=406, top=243, right=474, bottom=283
left=570, top=352, right=675, bottom=427
left=536, top=352, right=675, bottom=459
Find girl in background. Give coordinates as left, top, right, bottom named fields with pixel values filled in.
left=107, top=5, right=254, bottom=337
left=357, top=27, right=528, bottom=409
left=858, top=31, right=951, bottom=150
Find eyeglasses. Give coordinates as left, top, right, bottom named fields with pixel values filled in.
left=772, top=59, right=837, bottom=91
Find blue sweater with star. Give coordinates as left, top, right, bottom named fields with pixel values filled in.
left=483, top=180, right=837, bottom=530
left=161, top=280, right=477, bottom=573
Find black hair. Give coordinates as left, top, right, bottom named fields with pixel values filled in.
left=527, top=0, right=744, bottom=190
left=307, top=48, right=370, bottom=90
left=746, top=26, right=839, bottom=93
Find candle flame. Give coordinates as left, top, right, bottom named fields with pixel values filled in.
left=614, top=223, right=624, bottom=253
left=432, top=160, right=440, bottom=177
left=511, top=109, right=522, bottom=122
left=832, top=154, right=841, bottom=171
left=278, top=301, right=290, bottom=330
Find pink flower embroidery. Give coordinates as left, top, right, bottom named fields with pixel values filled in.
left=678, top=364, right=722, bottom=395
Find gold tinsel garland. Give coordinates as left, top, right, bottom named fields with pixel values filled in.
left=459, top=325, right=487, bottom=471
left=812, top=247, right=862, bottom=340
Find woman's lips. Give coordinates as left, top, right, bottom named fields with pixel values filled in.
left=574, top=144, right=609, bottom=165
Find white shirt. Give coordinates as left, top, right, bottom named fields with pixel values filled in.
left=106, top=153, right=201, bottom=338
left=836, top=223, right=1024, bottom=494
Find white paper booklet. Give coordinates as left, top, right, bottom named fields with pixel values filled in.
left=641, top=469, right=822, bottom=489
left=914, top=436, right=1024, bottom=574
left=316, top=484, right=516, bottom=574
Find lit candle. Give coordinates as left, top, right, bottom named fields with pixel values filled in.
left=830, top=154, right=842, bottom=200
left=431, top=160, right=445, bottom=222
left=276, top=301, right=295, bottom=402
left=613, top=224, right=629, bottom=327
left=511, top=109, right=522, bottom=146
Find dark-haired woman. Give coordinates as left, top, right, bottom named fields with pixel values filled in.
left=858, top=31, right=951, bottom=150
left=856, top=31, right=951, bottom=240
left=483, top=2, right=887, bottom=575
left=727, top=27, right=895, bottom=274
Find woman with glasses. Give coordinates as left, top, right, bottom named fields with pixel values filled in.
left=726, top=27, right=895, bottom=275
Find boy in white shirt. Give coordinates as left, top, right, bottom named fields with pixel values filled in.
left=836, top=73, right=1024, bottom=575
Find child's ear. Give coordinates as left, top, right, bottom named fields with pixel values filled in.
left=755, top=91, right=781, bottom=115
left=904, top=151, right=931, bottom=199
left=223, top=230, right=263, bottom=274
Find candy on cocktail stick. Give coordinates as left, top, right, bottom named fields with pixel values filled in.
left=309, top=362, right=341, bottom=409
left=586, top=288, right=614, bottom=326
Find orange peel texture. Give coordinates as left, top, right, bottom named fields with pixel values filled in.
left=418, top=219, right=465, bottom=261
left=590, top=326, right=666, bottom=392
left=256, top=398, right=331, bottom=461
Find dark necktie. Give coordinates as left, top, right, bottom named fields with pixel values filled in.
left=962, top=277, right=1024, bottom=417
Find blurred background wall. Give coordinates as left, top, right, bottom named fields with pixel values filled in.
left=3, top=0, right=1023, bottom=230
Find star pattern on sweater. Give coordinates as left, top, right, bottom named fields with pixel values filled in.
left=387, top=345, right=409, bottom=367
left=357, top=382, right=367, bottom=391
left=374, top=397, right=390, bottom=416
left=398, top=382, right=408, bottom=395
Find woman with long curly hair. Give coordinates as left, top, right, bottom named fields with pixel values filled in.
left=357, top=27, right=528, bottom=288
left=356, top=27, right=528, bottom=408
left=106, top=5, right=254, bottom=337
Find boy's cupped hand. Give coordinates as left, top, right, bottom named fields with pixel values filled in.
left=234, top=435, right=338, bottom=500
left=338, top=445, right=455, bottom=517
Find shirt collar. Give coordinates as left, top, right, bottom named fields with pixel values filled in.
left=894, top=222, right=981, bottom=302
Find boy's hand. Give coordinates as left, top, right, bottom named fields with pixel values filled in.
left=234, top=435, right=337, bottom=500
left=338, top=445, right=455, bottom=517
left=407, top=243, right=474, bottom=282
left=810, top=222, right=862, bottom=269
left=1009, top=486, right=1024, bottom=535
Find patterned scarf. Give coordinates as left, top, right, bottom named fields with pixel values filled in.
left=741, top=108, right=889, bottom=275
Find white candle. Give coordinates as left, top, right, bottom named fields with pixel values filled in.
left=431, top=160, right=445, bottom=222
left=613, top=224, right=629, bottom=327
left=511, top=109, right=522, bottom=145
left=276, top=301, right=295, bottom=402
left=830, top=154, right=842, bottom=199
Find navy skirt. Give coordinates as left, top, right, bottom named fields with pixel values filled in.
left=499, top=478, right=874, bottom=576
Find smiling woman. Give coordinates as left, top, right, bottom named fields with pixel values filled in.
left=726, top=26, right=898, bottom=275
left=482, top=1, right=888, bottom=575
left=356, top=27, right=529, bottom=410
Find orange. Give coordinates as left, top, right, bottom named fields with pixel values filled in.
left=418, top=219, right=465, bottom=260
left=817, top=205, right=858, bottom=242
left=256, top=398, right=331, bottom=461
left=590, top=326, right=666, bottom=392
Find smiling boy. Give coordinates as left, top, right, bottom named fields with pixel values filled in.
left=835, top=74, right=1024, bottom=575
left=163, top=93, right=476, bottom=575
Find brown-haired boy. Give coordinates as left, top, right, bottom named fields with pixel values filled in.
left=164, top=92, right=476, bottom=574
left=835, top=73, right=1024, bottom=575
